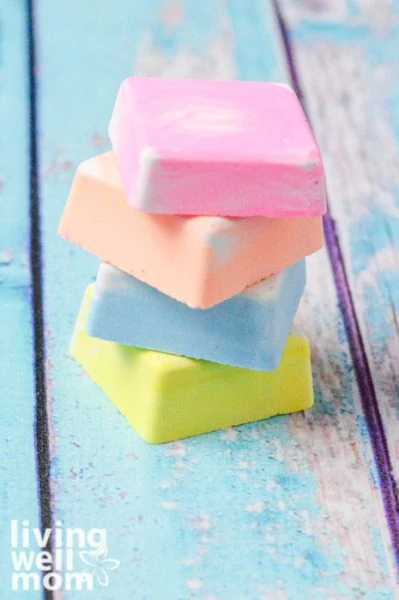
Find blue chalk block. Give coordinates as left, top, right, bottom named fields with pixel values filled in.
left=86, top=260, right=306, bottom=371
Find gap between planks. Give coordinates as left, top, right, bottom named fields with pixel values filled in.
left=27, top=1, right=54, bottom=599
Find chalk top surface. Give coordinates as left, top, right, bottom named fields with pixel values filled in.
left=109, top=77, right=327, bottom=217
left=114, top=78, right=317, bottom=160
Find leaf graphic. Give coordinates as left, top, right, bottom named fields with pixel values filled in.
left=97, top=567, right=109, bottom=587
left=102, top=558, right=120, bottom=571
left=79, top=550, right=99, bottom=567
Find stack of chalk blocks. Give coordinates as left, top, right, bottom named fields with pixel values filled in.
left=59, top=77, right=326, bottom=444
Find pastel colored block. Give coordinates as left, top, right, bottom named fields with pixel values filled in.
left=109, top=77, right=326, bottom=217
left=58, top=152, right=323, bottom=308
left=71, top=286, right=314, bottom=444
left=87, top=260, right=305, bottom=370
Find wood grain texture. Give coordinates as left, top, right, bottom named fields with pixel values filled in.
left=0, top=2, right=42, bottom=598
left=278, top=0, right=399, bottom=562
left=34, top=0, right=397, bottom=597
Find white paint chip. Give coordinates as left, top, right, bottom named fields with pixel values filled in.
left=246, top=500, right=266, bottom=513
left=187, top=579, right=203, bottom=590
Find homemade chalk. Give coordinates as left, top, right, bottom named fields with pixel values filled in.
left=58, top=152, right=323, bottom=308
left=71, top=286, right=314, bottom=444
left=87, top=260, right=305, bottom=370
left=109, top=77, right=326, bottom=217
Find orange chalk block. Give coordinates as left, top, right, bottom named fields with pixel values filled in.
left=59, top=152, right=323, bottom=308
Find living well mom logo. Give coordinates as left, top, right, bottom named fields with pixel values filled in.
left=10, top=520, right=120, bottom=593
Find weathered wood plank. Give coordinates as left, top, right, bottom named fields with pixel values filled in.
left=36, top=0, right=396, bottom=596
left=0, top=2, right=42, bottom=598
left=277, top=0, right=399, bottom=565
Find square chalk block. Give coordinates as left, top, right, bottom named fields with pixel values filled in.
left=59, top=152, right=323, bottom=308
left=109, top=77, right=326, bottom=217
left=87, top=260, right=305, bottom=370
left=71, top=286, right=314, bottom=444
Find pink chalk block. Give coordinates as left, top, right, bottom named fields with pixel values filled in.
left=58, top=152, right=324, bottom=309
left=109, top=77, right=326, bottom=217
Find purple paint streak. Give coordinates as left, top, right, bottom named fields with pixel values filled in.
left=272, top=0, right=399, bottom=573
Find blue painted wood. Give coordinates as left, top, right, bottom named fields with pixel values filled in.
left=35, top=0, right=397, bottom=597
left=278, top=0, right=399, bottom=568
left=0, top=2, right=42, bottom=598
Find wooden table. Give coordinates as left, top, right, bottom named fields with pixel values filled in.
left=2, top=1, right=399, bottom=597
